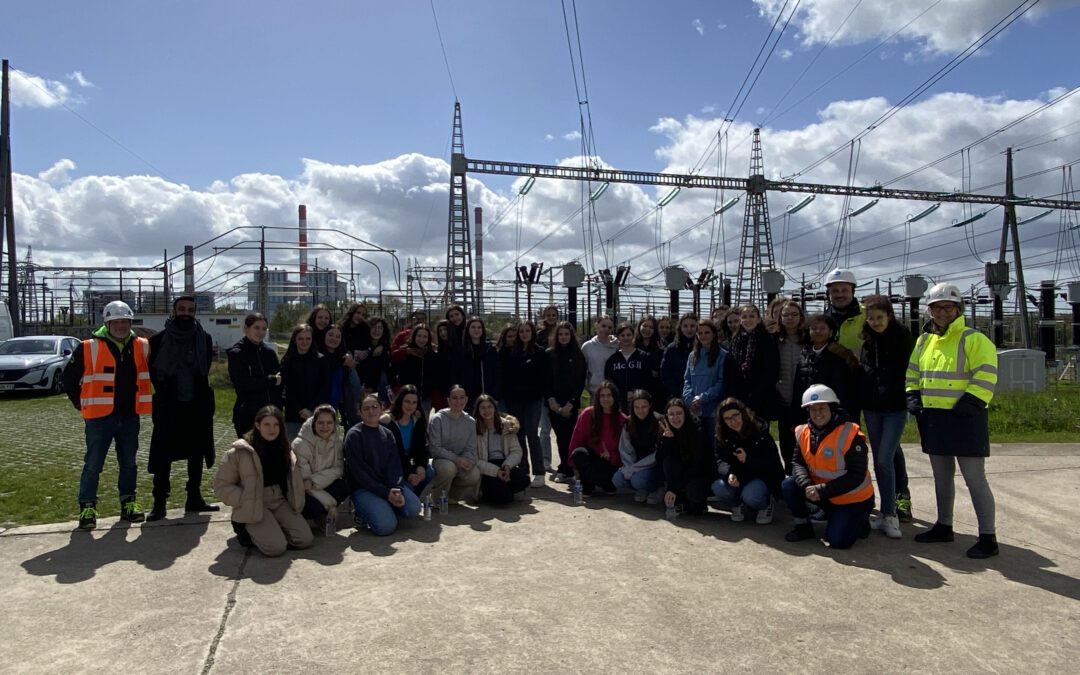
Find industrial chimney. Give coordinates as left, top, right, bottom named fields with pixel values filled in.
left=299, top=204, right=308, bottom=280
left=474, top=206, right=484, bottom=314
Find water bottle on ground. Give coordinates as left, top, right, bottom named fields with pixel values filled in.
left=423, top=494, right=432, bottom=521
left=439, top=490, right=449, bottom=515
left=324, top=508, right=337, bottom=536
left=572, top=480, right=584, bottom=505
left=665, top=503, right=679, bottom=521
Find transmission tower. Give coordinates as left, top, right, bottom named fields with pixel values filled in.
left=734, top=128, right=776, bottom=307
left=446, top=102, right=475, bottom=313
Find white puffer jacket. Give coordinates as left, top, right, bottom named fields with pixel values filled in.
left=290, top=416, right=344, bottom=509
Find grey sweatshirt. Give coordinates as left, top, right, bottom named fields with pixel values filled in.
left=427, top=409, right=479, bottom=463
left=582, top=335, right=618, bottom=395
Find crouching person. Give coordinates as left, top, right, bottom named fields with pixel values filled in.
left=213, top=405, right=313, bottom=556
left=782, top=385, right=874, bottom=549
left=292, top=405, right=350, bottom=528
left=474, top=395, right=530, bottom=504
left=425, top=385, right=481, bottom=503
left=346, top=395, right=421, bottom=535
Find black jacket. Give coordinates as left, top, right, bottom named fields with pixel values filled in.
left=148, top=327, right=215, bottom=472
left=394, top=349, right=438, bottom=399
left=455, top=340, right=502, bottom=402
left=859, top=323, right=915, bottom=412
left=727, top=327, right=780, bottom=420
left=546, top=345, right=586, bottom=407
left=603, top=348, right=651, bottom=412
left=656, top=417, right=716, bottom=495
left=794, top=344, right=856, bottom=412
left=714, top=423, right=785, bottom=498
left=660, top=338, right=693, bottom=402
left=279, top=350, right=330, bottom=423
left=501, top=346, right=549, bottom=403
left=380, top=412, right=431, bottom=475
left=226, top=337, right=281, bottom=434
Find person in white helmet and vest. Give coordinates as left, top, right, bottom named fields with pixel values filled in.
left=62, top=301, right=152, bottom=530
left=782, top=384, right=875, bottom=549
left=906, top=282, right=999, bottom=558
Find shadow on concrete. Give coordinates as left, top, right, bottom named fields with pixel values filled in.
left=21, top=517, right=211, bottom=584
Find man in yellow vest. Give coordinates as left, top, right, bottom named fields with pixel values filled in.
left=62, top=301, right=153, bottom=530
left=782, top=384, right=875, bottom=549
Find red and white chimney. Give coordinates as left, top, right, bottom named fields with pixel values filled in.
left=298, top=204, right=308, bottom=280
left=474, top=206, right=484, bottom=313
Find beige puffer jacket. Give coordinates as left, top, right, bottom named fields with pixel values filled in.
left=291, top=416, right=344, bottom=509
left=476, top=414, right=523, bottom=477
left=213, top=438, right=306, bottom=523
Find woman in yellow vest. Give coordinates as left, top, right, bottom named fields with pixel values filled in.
left=906, top=283, right=999, bottom=558
left=782, top=384, right=874, bottom=549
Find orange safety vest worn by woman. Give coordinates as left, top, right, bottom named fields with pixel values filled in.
left=795, top=421, right=873, bottom=505
left=80, top=336, right=153, bottom=419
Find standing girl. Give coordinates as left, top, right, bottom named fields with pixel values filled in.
left=227, top=313, right=281, bottom=438
left=727, top=304, right=780, bottom=422
left=279, top=323, right=329, bottom=439
left=546, top=321, right=586, bottom=483
left=774, top=300, right=806, bottom=473
left=682, top=319, right=733, bottom=434
left=502, top=320, right=549, bottom=487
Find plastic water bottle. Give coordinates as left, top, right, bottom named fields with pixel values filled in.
left=572, top=480, right=584, bottom=505
left=324, top=509, right=337, bottom=536
left=665, top=503, right=679, bottom=522
left=439, top=490, right=449, bottom=515
left=422, top=494, right=432, bottom=521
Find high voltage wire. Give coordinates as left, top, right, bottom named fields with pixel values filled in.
left=429, top=0, right=459, bottom=101
left=785, top=0, right=1043, bottom=181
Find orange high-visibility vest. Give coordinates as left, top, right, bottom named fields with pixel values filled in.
left=79, top=336, right=152, bottom=419
left=795, top=422, right=874, bottom=505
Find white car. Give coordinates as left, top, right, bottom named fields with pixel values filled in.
left=0, top=336, right=81, bottom=395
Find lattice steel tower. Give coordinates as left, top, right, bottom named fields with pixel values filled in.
left=734, top=128, right=776, bottom=307
left=446, top=102, right=476, bottom=313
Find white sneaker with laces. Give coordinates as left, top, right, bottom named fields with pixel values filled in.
left=882, top=514, right=902, bottom=539
left=755, top=500, right=774, bottom=525
left=730, top=504, right=745, bottom=522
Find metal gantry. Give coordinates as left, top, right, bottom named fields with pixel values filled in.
left=445, top=102, right=476, bottom=313
left=734, top=129, right=776, bottom=307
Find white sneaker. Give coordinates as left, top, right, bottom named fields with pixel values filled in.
left=755, top=500, right=774, bottom=525
left=634, top=489, right=648, bottom=503
left=552, top=473, right=571, bottom=484
left=869, top=512, right=883, bottom=530
left=730, top=504, right=745, bottom=522
left=530, top=475, right=546, bottom=488
left=882, top=514, right=902, bottom=539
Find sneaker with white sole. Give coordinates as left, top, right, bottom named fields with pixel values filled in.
left=755, top=500, right=774, bottom=525
left=882, top=514, right=902, bottom=539
left=730, top=504, right=745, bottom=522
left=869, top=512, right=883, bottom=530
left=634, top=489, right=648, bottom=503
left=530, top=475, right=546, bottom=488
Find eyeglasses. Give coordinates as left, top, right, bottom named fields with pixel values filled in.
left=721, top=413, right=742, bottom=423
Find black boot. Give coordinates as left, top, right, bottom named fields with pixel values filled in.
left=785, top=522, right=816, bottom=542
left=913, top=522, right=954, bottom=543
left=966, top=533, right=999, bottom=559
left=231, top=520, right=254, bottom=548
left=185, top=496, right=220, bottom=513
left=147, top=498, right=167, bottom=522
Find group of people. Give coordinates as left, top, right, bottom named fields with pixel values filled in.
left=63, top=266, right=1000, bottom=560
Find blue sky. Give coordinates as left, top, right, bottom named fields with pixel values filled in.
left=3, top=0, right=1080, bottom=301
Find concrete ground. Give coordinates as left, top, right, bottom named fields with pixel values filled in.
left=2, top=442, right=1079, bottom=674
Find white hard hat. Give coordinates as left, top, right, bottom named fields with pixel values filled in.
left=801, top=384, right=839, bottom=408
left=926, top=282, right=964, bottom=308
left=825, top=268, right=857, bottom=287
left=103, top=300, right=135, bottom=323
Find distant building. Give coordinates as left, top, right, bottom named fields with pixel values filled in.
left=246, top=268, right=347, bottom=317
left=81, top=288, right=216, bottom=324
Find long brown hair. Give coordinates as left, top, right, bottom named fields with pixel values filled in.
left=246, top=405, right=292, bottom=463
left=625, top=389, right=658, bottom=445
left=590, top=380, right=621, bottom=445
left=714, top=397, right=761, bottom=444
left=473, top=394, right=503, bottom=434
left=689, top=319, right=721, bottom=367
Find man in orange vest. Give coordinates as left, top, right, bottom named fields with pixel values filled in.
left=781, top=384, right=875, bottom=549
left=62, top=300, right=153, bottom=530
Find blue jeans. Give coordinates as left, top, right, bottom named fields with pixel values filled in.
left=612, top=465, right=662, bottom=492
left=781, top=476, right=873, bottom=550
left=352, top=487, right=421, bottom=536
left=711, top=477, right=770, bottom=511
left=79, top=414, right=140, bottom=506
left=405, top=464, right=435, bottom=496
left=508, top=398, right=544, bottom=477
left=864, top=410, right=906, bottom=516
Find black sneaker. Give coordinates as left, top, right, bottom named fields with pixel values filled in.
left=78, top=504, right=98, bottom=531
left=896, top=492, right=913, bottom=523
left=785, top=522, right=816, bottom=542
left=120, top=499, right=145, bottom=523
left=913, top=522, right=954, bottom=543
left=966, top=534, right=999, bottom=559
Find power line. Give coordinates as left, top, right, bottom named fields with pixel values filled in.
left=429, top=0, right=459, bottom=100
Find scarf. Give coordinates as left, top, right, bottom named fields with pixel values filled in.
left=152, top=316, right=208, bottom=379
left=731, top=327, right=764, bottom=372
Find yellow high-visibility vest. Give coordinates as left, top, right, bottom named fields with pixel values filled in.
left=905, top=316, right=997, bottom=409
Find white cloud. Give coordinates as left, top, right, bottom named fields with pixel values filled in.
left=753, top=0, right=1079, bottom=55
left=9, top=70, right=74, bottom=108
left=692, top=18, right=705, bottom=36
left=38, top=159, right=77, bottom=186
left=700, top=105, right=717, bottom=114
left=778, top=48, right=794, bottom=60
left=12, top=89, right=1080, bottom=306
left=563, top=130, right=582, bottom=141
left=544, top=133, right=555, bottom=141
left=67, top=71, right=94, bottom=87
left=716, top=22, right=727, bottom=30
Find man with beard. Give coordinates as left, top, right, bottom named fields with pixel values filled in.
left=147, top=296, right=218, bottom=520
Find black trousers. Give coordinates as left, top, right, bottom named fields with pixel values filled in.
left=152, top=456, right=205, bottom=502
left=300, top=479, right=352, bottom=519
left=549, top=408, right=578, bottom=475
left=479, top=465, right=531, bottom=505
left=570, top=449, right=617, bottom=493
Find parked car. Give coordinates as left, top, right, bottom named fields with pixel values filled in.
left=0, top=336, right=81, bottom=395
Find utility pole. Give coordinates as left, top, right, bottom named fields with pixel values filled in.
left=998, top=148, right=1032, bottom=349
left=1, top=60, right=20, bottom=336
